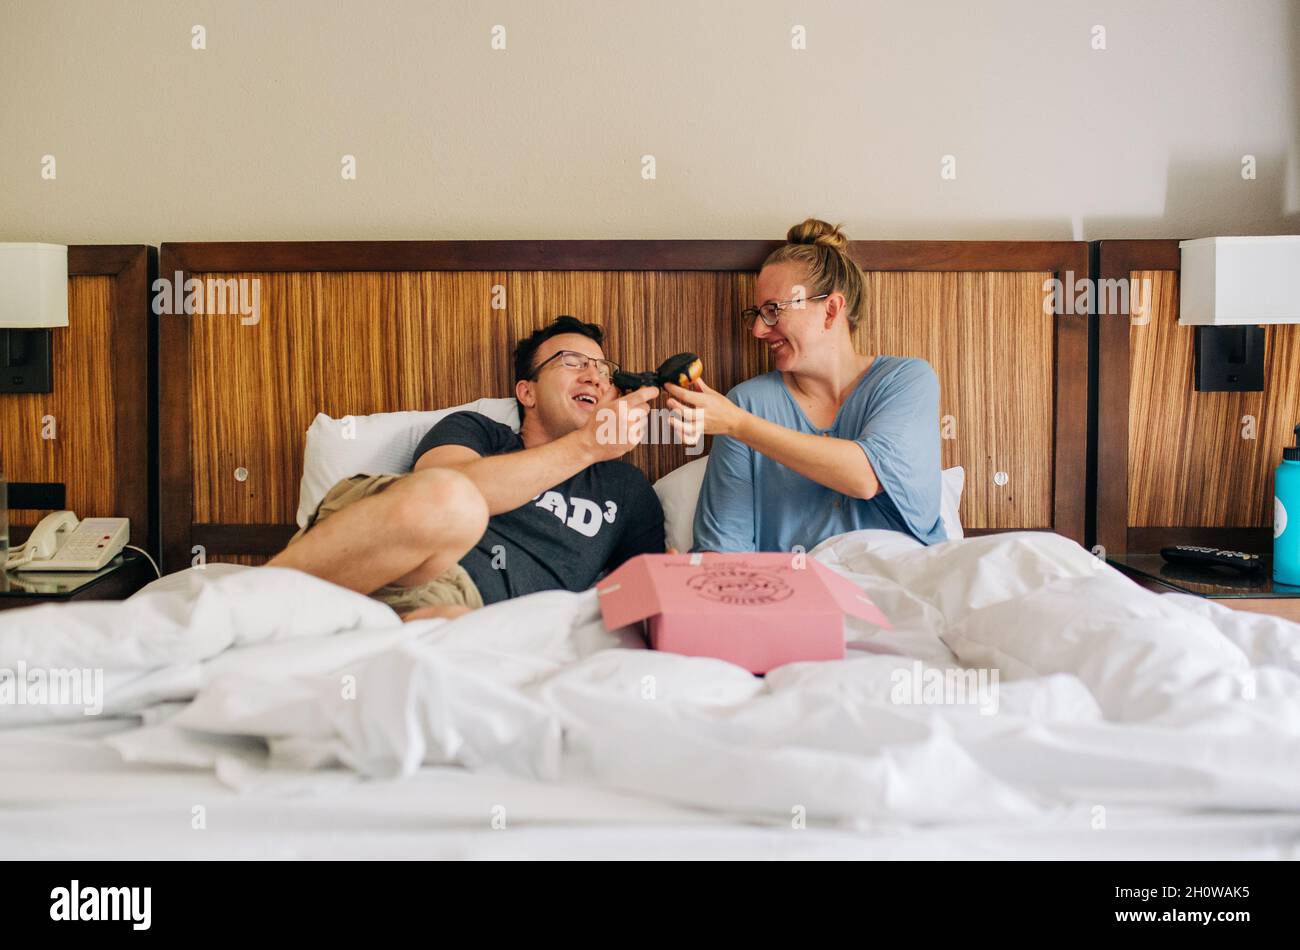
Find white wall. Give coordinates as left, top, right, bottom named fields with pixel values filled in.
left=2, top=0, right=1297, bottom=245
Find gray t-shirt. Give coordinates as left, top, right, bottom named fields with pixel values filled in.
left=412, top=411, right=666, bottom=605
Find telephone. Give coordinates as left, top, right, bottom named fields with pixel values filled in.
left=4, top=512, right=130, bottom=572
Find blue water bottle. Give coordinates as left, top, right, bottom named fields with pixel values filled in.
left=1274, top=424, right=1300, bottom=585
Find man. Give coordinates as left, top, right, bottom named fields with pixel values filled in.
left=268, top=316, right=665, bottom=621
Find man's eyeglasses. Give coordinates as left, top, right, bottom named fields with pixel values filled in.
left=529, top=349, right=619, bottom=381
left=742, top=293, right=831, bottom=328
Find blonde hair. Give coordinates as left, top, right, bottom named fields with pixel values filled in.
left=761, top=218, right=866, bottom=328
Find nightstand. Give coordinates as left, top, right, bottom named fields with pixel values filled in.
left=0, top=550, right=156, bottom=612
left=1108, top=553, right=1300, bottom=624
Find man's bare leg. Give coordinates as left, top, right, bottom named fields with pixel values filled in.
left=267, top=468, right=488, bottom=595
left=400, top=604, right=474, bottom=624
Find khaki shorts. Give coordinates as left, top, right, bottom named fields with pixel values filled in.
left=291, top=473, right=484, bottom=613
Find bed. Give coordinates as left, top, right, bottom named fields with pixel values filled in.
left=4, top=529, right=1300, bottom=859
left=5, top=239, right=1299, bottom=859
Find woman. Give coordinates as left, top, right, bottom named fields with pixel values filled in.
left=665, top=218, right=945, bottom=552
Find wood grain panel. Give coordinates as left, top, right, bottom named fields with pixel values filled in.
left=191, top=270, right=763, bottom=523
left=1128, top=269, right=1300, bottom=528
left=859, top=271, right=1055, bottom=529
left=161, top=241, right=1088, bottom=569
left=189, top=268, right=1055, bottom=532
left=0, top=276, right=117, bottom=526
left=190, top=271, right=513, bottom=523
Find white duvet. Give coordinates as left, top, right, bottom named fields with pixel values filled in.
left=3, top=530, right=1299, bottom=825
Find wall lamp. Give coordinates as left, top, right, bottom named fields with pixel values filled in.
left=0, top=243, right=68, bottom=395
left=1179, top=236, right=1300, bottom=392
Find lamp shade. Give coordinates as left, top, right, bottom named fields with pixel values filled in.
left=0, top=243, right=69, bottom=329
left=1178, top=236, right=1300, bottom=326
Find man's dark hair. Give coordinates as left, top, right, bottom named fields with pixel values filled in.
left=513, top=315, right=605, bottom=418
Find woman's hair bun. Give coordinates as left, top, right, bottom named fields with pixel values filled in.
left=763, top=216, right=864, bottom=328
left=786, top=218, right=848, bottom=250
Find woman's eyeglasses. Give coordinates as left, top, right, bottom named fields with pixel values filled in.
left=529, top=349, right=619, bottom=381
left=742, top=293, right=831, bottom=328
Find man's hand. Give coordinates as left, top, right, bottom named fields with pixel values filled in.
left=579, top=385, right=659, bottom=462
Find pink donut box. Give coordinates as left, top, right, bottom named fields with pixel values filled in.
left=596, top=552, right=891, bottom=674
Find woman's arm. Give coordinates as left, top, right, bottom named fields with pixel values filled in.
left=730, top=412, right=880, bottom=500
left=665, top=380, right=881, bottom=500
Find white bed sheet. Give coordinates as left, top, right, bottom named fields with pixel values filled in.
left=3, top=529, right=1300, bottom=860
left=4, top=718, right=1298, bottom=860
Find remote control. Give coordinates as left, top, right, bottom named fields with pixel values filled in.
left=1159, top=545, right=1265, bottom=574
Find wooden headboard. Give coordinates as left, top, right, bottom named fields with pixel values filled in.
left=0, top=245, right=155, bottom=554
left=157, top=240, right=1088, bottom=572
left=1097, top=239, right=1300, bottom=554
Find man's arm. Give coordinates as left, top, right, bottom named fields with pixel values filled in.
left=415, top=434, right=598, bottom=515
left=414, top=387, right=659, bottom=516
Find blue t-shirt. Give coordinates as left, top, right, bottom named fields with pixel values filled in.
left=692, top=356, right=946, bottom=552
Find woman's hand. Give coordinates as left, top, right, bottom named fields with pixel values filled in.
left=663, top=379, right=748, bottom=443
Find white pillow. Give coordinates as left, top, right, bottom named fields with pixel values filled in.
left=651, top=457, right=965, bottom=551
left=940, top=465, right=965, bottom=541
left=296, top=398, right=520, bottom=528
left=653, top=456, right=710, bottom=553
